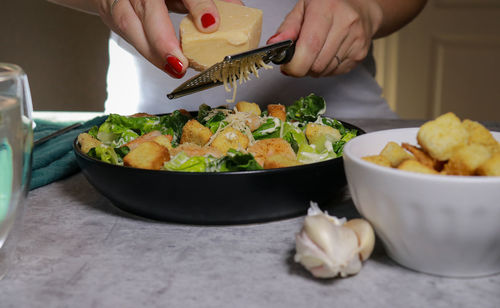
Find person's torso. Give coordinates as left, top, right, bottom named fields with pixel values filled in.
left=106, top=0, right=396, bottom=119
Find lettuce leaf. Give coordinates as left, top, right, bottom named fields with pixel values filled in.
left=296, top=122, right=356, bottom=163
left=164, top=152, right=216, bottom=172
left=159, top=110, right=190, bottom=145
left=297, top=143, right=336, bottom=164
left=164, top=150, right=262, bottom=172
left=281, top=122, right=307, bottom=153
left=87, top=145, right=122, bottom=165
left=96, top=122, right=140, bottom=147
left=296, top=133, right=339, bottom=164
left=252, top=117, right=281, bottom=140
left=96, top=114, right=161, bottom=146
left=107, top=114, right=162, bottom=133
left=88, top=125, right=99, bottom=138
left=332, top=130, right=357, bottom=156
left=207, top=113, right=228, bottom=134
left=94, top=112, right=189, bottom=147
left=286, top=93, right=326, bottom=123
left=217, top=149, right=262, bottom=171
left=320, top=116, right=348, bottom=135
left=319, top=116, right=358, bottom=155
left=196, top=104, right=228, bottom=133
left=197, top=104, right=212, bottom=124
left=115, top=146, right=130, bottom=159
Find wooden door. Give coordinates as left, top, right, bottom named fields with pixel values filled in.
left=374, top=0, right=500, bottom=121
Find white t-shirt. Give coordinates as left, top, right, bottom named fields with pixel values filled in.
left=105, top=0, right=396, bottom=119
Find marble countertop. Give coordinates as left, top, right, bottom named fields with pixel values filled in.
left=1, top=119, right=499, bottom=308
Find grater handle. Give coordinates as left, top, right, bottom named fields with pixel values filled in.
left=271, top=42, right=296, bottom=65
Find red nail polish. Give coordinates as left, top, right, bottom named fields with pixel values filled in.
left=201, top=13, right=216, bottom=28
left=267, top=33, right=281, bottom=44
left=164, top=56, right=184, bottom=79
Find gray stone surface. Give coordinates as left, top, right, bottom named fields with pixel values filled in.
left=1, top=119, right=499, bottom=308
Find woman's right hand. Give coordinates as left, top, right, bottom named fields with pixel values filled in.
left=94, top=0, right=241, bottom=79
left=267, top=0, right=383, bottom=78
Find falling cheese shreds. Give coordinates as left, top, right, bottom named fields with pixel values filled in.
left=211, top=55, right=272, bottom=103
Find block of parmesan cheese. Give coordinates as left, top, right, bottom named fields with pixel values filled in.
left=180, top=0, right=263, bottom=71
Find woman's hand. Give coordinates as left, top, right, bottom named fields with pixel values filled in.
left=94, top=0, right=242, bottom=78
left=267, top=0, right=383, bottom=77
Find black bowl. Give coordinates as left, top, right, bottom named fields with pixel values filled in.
left=73, top=121, right=364, bottom=225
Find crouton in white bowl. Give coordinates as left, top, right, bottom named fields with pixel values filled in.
left=343, top=126, right=500, bottom=277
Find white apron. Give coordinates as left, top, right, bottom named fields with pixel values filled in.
left=105, top=0, right=397, bottom=119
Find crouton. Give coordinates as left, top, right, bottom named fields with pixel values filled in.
left=267, top=104, right=286, bottom=121
left=211, top=127, right=249, bottom=154
left=170, top=143, right=223, bottom=158
left=178, top=109, right=192, bottom=118
left=123, top=141, right=170, bottom=170
left=245, top=114, right=263, bottom=132
left=362, top=155, right=391, bottom=167
left=397, top=160, right=439, bottom=175
left=248, top=138, right=296, bottom=167
left=417, top=112, right=468, bottom=161
left=379, top=142, right=413, bottom=167
left=494, top=143, right=500, bottom=154
left=263, top=154, right=301, bottom=169
left=153, top=135, right=173, bottom=151
left=442, top=144, right=492, bottom=176
left=125, top=130, right=163, bottom=150
left=236, top=101, right=261, bottom=116
left=476, top=153, right=500, bottom=176
left=130, top=112, right=155, bottom=117
left=462, top=119, right=499, bottom=151
left=402, top=143, right=444, bottom=171
left=180, top=119, right=213, bottom=146
left=78, top=133, right=102, bottom=154
left=305, top=123, right=341, bottom=145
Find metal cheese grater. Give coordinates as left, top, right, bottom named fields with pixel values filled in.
left=167, top=40, right=295, bottom=100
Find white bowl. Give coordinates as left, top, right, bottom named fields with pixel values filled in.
left=343, top=128, right=500, bottom=277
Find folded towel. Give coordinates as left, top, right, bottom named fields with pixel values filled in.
left=30, top=116, right=107, bottom=190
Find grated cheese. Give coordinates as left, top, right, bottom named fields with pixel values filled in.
left=205, top=108, right=258, bottom=147
left=211, top=56, right=272, bottom=103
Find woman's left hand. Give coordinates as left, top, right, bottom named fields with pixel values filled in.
left=267, top=0, right=383, bottom=77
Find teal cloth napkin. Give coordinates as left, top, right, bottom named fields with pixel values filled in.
left=30, top=116, right=107, bottom=190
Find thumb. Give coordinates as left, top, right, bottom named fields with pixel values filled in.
left=182, top=0, right=221, bottom=33
left=266, top=0, right=304, bottom=44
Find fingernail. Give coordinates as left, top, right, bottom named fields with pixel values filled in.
left=201, top=13, right=216, bottom=28
left=164, top=56, right=184, bottom=79
left=267, top=33, right=281, bottom=44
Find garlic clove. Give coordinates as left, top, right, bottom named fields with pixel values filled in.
left=295, top=213, right=362, bottom=278
left=307, top=202, right=346, bottom=225
left=343, top=218, right=376, bottom=261
left=303, top=215, right=340, bottom=258
left=294, top=231, right=329, bottom=268
left=299, top=255, right=326, bottom=269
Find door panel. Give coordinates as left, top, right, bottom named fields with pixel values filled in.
left=432, top=36, right=500, bottom=120
left=374, top=0, right=500, bottom=121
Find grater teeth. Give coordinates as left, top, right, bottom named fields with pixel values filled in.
left=185, top=62, right=223, bottom=88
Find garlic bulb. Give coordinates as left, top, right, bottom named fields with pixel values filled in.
left=294, top=202, right=375, bottom=278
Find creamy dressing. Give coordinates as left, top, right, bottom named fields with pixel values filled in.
left=225, top=132, right=237, bottom=140
left=325, top=140, right=333, bottom=153
left=258, top=117, right=281, bottom=134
